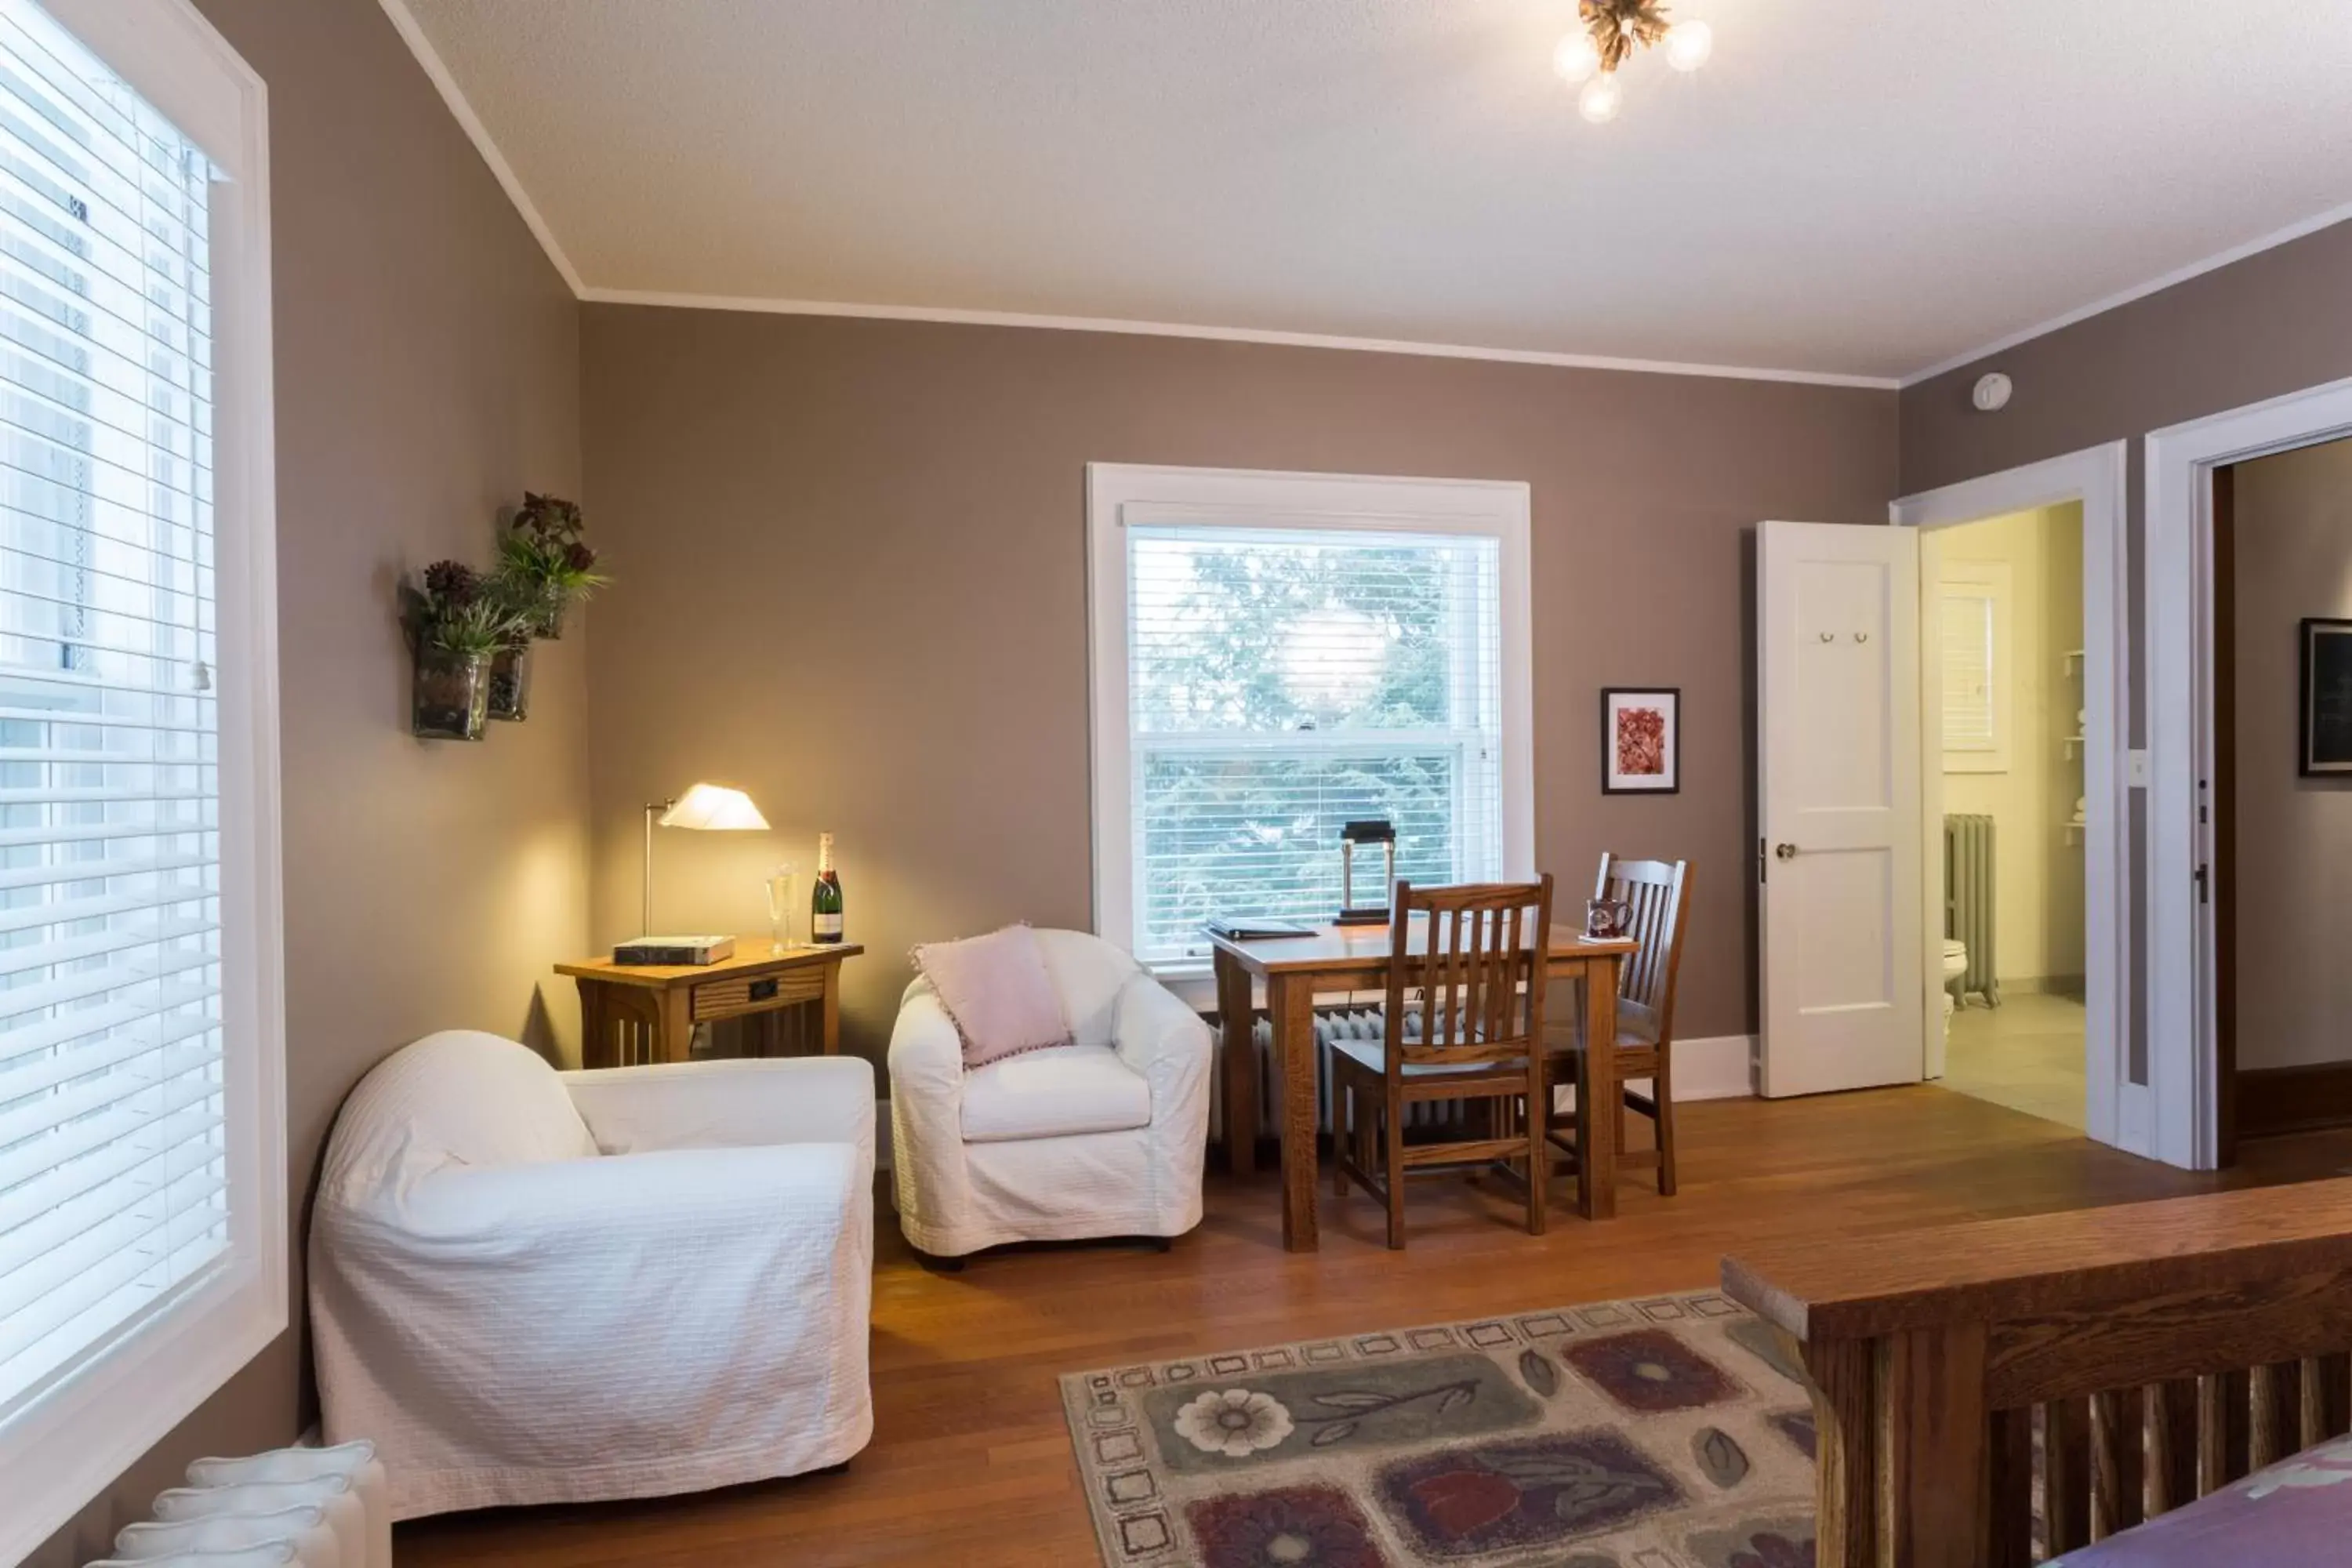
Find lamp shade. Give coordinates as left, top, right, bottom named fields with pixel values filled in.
left=657, top=782, right=769, bottom=831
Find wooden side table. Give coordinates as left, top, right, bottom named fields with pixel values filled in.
left=556, top=942, right=865, bottom=1069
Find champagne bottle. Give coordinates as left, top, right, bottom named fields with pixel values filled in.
left=811, top=833, right=844, bottom=944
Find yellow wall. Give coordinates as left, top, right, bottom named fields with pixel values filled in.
left=1939, top=503, right=2085, bottom=988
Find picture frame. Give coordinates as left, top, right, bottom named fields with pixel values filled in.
left=2300, top=618, right=2352, bottom=775
left=1601, top=687, right=1680, bottom=795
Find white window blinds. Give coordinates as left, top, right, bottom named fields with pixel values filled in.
left=1939, top=560, right=2011, bottom=772
left=1124, top=524, right=1504, bottom=965
left=1940, top=587, right=1996, bottom=751
left=0, top=0, right=223, bottom=1415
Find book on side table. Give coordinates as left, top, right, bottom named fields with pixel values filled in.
left=612, top=934, right=735, bottom=966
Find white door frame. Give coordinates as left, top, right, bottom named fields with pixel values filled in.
left=2147, top=374, right=2352, bottom=1170
left=1891, top=442, right=2135, bottom=1155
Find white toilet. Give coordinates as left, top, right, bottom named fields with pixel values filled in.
left=1941, top=938, right=1969, bottom=1036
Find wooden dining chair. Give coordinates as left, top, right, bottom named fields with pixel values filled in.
left=1546, top=855, right=1691, bottom=1196
left=1328, top=875, right=1556, bottom=1249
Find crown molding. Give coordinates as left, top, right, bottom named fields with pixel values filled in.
left=1898, top=198, right=2352, bottom=389
left=578, top=287, right=1902, bottom=389
left=379, top=0, right=2351, bottom=397
left=375, top=0, right=584, bottom=295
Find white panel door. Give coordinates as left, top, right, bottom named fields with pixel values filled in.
left=1759, top=521, right=1926, bottom=1098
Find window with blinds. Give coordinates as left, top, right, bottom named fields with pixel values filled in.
left=1940, top=561, right=2010, bottom=772
left=0, top=0, right=224, bottom=1416
left=1123, top=523, right=1504, bottom=965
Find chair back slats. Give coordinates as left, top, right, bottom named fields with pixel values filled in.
left=1385, top=877, right=1555, bottom=1070
left=1594, top=855, right=1690, bottom=1043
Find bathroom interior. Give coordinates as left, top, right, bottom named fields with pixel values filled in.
left=1935, top=502, right=2089, bottom=1131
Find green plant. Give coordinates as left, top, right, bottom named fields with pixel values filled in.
left=499, top=492, right=608, bottom=635
left=405, top=558, right=523, bottom=659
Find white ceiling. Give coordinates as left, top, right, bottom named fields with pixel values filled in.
left=394, top=0, right=2352, bottom=383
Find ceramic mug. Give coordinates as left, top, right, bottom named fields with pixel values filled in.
left=1585, top=897, right=1633, bottom=939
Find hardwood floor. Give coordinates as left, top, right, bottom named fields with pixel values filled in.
left=395, top=1085, right=2352, bottom=1568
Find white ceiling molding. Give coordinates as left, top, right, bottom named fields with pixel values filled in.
left=577, top=287, right=1900, bottom=390
left=379, top=1, right=2352, bottom=394
left=374, top=0, right=583, bottom=296
left=367, top=0, right=1893, bottom=390
left=1899, top=194, right=2352, bottom=389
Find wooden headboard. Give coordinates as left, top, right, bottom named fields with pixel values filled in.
left=1722, top=1178, right=2352, bottom=1566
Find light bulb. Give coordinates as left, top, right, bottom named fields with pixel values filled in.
left=1578, top=71, right=1623, bottom=124
left=1552, top=31, right=1599, bottom=84
left=1664, top=19, right=1713, bottom=72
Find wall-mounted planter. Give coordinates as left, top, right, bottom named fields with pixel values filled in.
left=488, top=643, right=532, bottom=721
left=413, top=649, right=491, bottom=741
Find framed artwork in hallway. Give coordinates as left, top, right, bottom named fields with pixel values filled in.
left=1602, top=688, right=1681, bottom=794
left=2300, top=618, right=2352, bottom=775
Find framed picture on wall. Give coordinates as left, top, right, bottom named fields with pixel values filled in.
left=1601, top=688, right=1680, bottom=794
left=2301, top=618, right=2352, bottom=775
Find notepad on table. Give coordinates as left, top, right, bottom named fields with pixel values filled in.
left=1203, top=916, right=1318, bottom=941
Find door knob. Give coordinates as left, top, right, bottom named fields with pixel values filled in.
left=1774, top=843, right=1798, bottom=860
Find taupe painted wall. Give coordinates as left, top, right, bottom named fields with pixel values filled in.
left=1900, top=216, right=2352, bottom=1085
left=581, top=307, right=1897, bottom=1060
left=1900, top=219, right=2352, bottom=498
left=2230, top=437, right=2352, bottom=1071
left=29, top=0, right=588, bottom=1560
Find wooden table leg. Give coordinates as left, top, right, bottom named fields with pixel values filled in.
left=1215, top=946, right=1258, bottom=1175
left=1882, top=1324, right=1991, bottom=1567
left=1806, top=1338, right=1878, bottom=1568
left=1272, top=972, right=1319, bottom=1252
left=821, top=960, right=842, bottom=1054
left=579, top=982, right=610, bottom=1070
left=1578, top=954, right=1621, bottom=1221
left=659, top=987, right=694, bottom=1065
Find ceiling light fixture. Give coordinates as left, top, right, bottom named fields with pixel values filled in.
left=1553, top=0, right=1712, bottom=122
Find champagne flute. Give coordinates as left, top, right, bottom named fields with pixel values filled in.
left=765, top=862, right=800, bottom=951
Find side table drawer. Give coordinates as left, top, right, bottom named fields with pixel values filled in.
left=692, top=967, right=826, bottom=1022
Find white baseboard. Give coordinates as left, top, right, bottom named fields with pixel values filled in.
left=1549, top=1033, right=1757, bottom=1113
left=1995, top=975, right=2086, bottom=999
left=1666, top=1033, right=1760, bottom=1102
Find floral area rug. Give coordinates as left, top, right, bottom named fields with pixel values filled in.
left=1059, top=1289, right=1817, bottom=1568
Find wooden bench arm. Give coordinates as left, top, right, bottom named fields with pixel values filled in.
left=1722, top=1178, right=2352, bottom=1566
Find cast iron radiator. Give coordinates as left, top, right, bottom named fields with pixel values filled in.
left=1207, top=1008, right=1472, bottom=1141
left=1944, top=812, right=2001, bottom=1007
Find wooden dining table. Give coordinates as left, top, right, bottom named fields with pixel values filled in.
left=1207, top=921, right=1640, bottom=1252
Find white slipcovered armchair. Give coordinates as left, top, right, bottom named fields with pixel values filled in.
left=888, top=929, right=1210, bottom=1261
left=310, top=1030, right=874, bottom=1519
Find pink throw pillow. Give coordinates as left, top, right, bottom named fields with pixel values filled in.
left=913, top=925, right=1072, bottom=1069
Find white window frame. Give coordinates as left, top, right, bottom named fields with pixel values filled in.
left=1086, top=463, right=1534, bottom=978
left=1, top=1, right=282, bottom=1559
left=1939, top=559, right=2013, bottom=773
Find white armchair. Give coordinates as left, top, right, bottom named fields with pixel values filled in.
left=888, top=928, right=1210, bottom=1261
left=309, top=1030, right=874, bottom=1519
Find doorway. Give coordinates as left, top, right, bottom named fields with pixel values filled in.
left=1923, top=503, right=2089, bottom=1131
left=1751, top=443, right=2131, bottom=1149
left=2147, top=373, right=2352, bottom=1170
left=2207, top=436, right=2352, bottom=1151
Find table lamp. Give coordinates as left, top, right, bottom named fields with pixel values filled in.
left=615, top=782, right=769, bottom=966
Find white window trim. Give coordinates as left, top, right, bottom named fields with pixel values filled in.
left=1939, top=559, right=2013, bottom=774
left=1085, top=463, right=1535, bottom=980
left=1, top=2, right=284, bottom=1560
